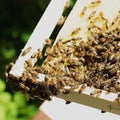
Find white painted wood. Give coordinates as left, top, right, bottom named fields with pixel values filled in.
left=40, top=97, right=120, bottom=120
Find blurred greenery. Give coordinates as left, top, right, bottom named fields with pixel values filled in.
left=0, top=0, right=50, bottom=120
left=0, top=79, right=38, bottom=120
left=0, top=0, right=76, bottom=120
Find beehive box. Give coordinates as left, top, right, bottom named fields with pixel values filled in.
left=6, top=0, right=120, bottom=115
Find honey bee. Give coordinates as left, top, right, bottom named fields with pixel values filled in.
left=99, top=36, right=106, bottom=43
left=30, top=70, right=39, bottom=80
left=109, top=87, right=116, bottom=93
left=108, top=53, right=116, bottom=63
left=90, top=89, right=101, bottom=98
left=57, top=16, right=66, bottom=26
left=37, top=49, right=42, bottom=59
left=101, top=79, right=111, bottom=86
left=5, top=62, right=14, bottom=79
left=21, top=71, right=27, bottom=82
left=88, top=1, right=101, bottom=8
left=31, top=49, right=42, bottom=59
left=114, top=96, right=120, bottom=105
left=114, top=82, right=120, bottom=91
left=49, top=84, right=58, bottom=95
left=45, top=39, right=52, bottom=46
left=19, top=83, right=30, bottom=91
left=109, top=15, right=120, bottom=30
left=101, top=110, right=106, bottom=113
left=87, top=11, right=96, bottom=21
left=21, top=47, right=32, bottom=56
left=79, top=84, right=87, bottom=94
left=80, top=6, right=87, bottom=18
left=70, top=28, right=81, bottom=36
left=95, top=45, right=107, bottom=52
left=108, top=67, right=117, bottom=77
left=64, top=0, right=70, bottom=10
left=25, top=59, right=33, bottom=67
left=97, top=63, right=105, bottom=72
left=45, top=47, right=53, bottom=55
left=63, top=89, right=70, bottom=94
left=65, top=100, right=71, bottom=104
left=33, top=66, right=42, bottom=73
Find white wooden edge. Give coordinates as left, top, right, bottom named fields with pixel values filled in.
left=57, top=88, right=120, bottom=115
left=39, top=97, right=120, bottom=120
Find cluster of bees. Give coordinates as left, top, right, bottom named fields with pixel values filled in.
left=80, top=0, right=101, bottom=18
left=42, top=27, right=120, bottom=97
left=6, top=45, right=58, bottom=100
left=6, top=1, right=120, bottom=105
left=40, top=8, right=120, bottom=104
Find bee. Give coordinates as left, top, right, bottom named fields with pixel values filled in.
left=21, top=71, right=27, bottom=82
left=64, top=0, right=70, bottom=10
left=22, top=70, right=32, bottom=81
left=109, top=87, right=116, bottom=93
left=33, top=66, right=42, bottom=73
left=45, top=47, right=53, bottom=55
left=31, top=49, right=42, bottom=59
left=58, top=78, right=67, bottom=87
left=5, top=62, right=14, bottom=79
left=37, top=49, right=42, bottom=59
left=101, top=110, right=106, bottom=113
left=74, top=72, right=84, bottom=82
left=114, top=82, right=120, bottom=91
left=79, top=84, right=87, bottom=94
left=108, top=53, right=116, bottom=63
left=65, top=100, right=71, bottom=104
left=90, top=89, right=101, bottom=98
left=108, top=67, right=117, bottom=77
left=49, top=84, right=58, bottom=95
left=99, top=37, right=106, bottom=43
left=21, top=47, right=32, bottom=56
left=87, top=11, right=96, bottom=21
left=70, top=28, right=81, bottom=36
left=45, top=39, right=52, bottom=46
left=25, top=59, right=33, bottom=67
left=114, top=96, right=120, bottom=105
left=19, top=83, right=30, bottom=91
left=95, top=45, right=107, bottom=52
left=34, top=82, right=52, bottom=100
left=71, top=83, right=80, bottom=90
left=101, top=50, right=109, bottom=60
left=107, top=44, right=114, bottom=52
left=96, top=12, right=106, bottom=23
left=57, top=16, right=66, bottom=26
left=88, top=1, right=101, bottom=8
left=31, top=52, right=36, bottom=59
left=30, top=70, right=39, bottom=80
left=97, top=63, right=105, bottom=72
left=80, top=6, right=87, bottom=18
left=109, top=15, right=120, bottom=30
left=101, top=79, right=111, bottom=86
left=102, top=85, right=110, bottom=92
left=63, top=89, right=70, bottom=94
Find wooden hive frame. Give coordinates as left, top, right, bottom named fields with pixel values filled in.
left=7, top=0, right=120, bottom=115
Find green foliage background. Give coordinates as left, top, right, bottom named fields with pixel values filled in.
left=0, top=0, right=50, bottom=120
left=0, top=0, right=76, bottom=120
